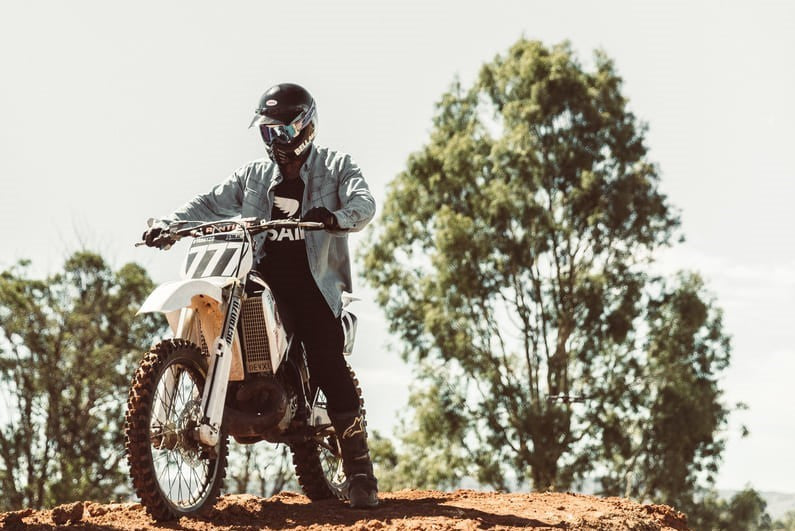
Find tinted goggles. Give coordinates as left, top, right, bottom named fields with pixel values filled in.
left=259, top=122, right=301, bottom=145
left=252, top=101, right=316, bottom=145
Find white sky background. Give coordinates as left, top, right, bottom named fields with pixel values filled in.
left=1, top=0, right=793, bottom=494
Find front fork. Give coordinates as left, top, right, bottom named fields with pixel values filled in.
left=195, top=282, right=244, bottom=447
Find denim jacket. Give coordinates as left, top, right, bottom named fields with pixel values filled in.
left=163, top=144, right=376, bottom=317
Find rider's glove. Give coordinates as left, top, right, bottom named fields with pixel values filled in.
left=302, top=207, right=340, bottom=229
left=142, top=220, right=175, bottom=250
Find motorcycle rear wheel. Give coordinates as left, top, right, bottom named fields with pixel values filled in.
left=125, top=339, right=228, bottom=521
left=290, top=366, right=365, bottom=501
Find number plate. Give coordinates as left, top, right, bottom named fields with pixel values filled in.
left=181, top=232, right=253, bottom=279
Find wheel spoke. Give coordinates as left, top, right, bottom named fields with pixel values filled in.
left=170, top=370, right=184, bottom=419
left=167, top=455, right=177, bottom=497
left=190, top=465, right=203, bottom=502
left=161, top=366, right=180, bottom=424
left=178, top=463, right=185, bottom=503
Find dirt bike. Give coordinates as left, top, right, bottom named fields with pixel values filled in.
left=124, top=218, right=363, bottom=521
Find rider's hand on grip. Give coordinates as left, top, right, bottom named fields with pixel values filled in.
left=142, top=220, right=175, bottom=250
left=302, top=207, right=339, bottom=229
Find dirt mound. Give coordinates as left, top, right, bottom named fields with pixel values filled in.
left=0, top=489, right=689, bottom=530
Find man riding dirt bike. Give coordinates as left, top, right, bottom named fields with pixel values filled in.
left=140, top=82, right=378, bottom=509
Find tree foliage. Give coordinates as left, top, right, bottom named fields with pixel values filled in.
left=0, top=252, right=164, bottom=510
left=362, top=39, right=735, bottom=507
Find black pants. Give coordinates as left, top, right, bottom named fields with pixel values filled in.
left=258, top=265, right=360, bottom=414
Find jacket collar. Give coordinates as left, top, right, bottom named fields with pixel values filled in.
left=268, top=144, right=316, bottom=191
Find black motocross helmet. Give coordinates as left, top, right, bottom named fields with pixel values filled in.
left=249, top=83, right=317, bottom=165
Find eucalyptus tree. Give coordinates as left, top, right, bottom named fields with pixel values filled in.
left=363, top=39, right=733, bottom=506
left=0, top=252, right=163, bottom=509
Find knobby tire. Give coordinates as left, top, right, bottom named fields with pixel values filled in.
left=124, top=339, right=228, bottom=521
left=290, top=366, right=365, bottom=501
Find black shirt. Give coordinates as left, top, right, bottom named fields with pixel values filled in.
left=260, top=178, right=311, bottom=281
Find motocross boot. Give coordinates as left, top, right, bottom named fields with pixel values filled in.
left=329, top=410, right=379, bottom=509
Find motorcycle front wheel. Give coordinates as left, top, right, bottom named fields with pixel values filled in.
left=124, top=339, right=228, bottom=521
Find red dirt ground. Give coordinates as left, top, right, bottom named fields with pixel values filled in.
left=0, top=489, right=690, bottom=530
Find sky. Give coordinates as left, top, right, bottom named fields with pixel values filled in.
left=1, top=0, right=794, bottom=494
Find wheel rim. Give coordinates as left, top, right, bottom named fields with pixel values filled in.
left=149, top=360, right=218, bottom=511
left=318, top=435, right=346, bottom=489
left=314, top=389, right=346, bottom=495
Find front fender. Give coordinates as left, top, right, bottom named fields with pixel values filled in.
left=138, top=277, right=235, bottom=314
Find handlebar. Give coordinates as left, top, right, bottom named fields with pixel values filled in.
left=135, top=218, right=326, bottom=248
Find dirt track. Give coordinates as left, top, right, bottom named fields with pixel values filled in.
left=0, top=489, right=689, bottom=530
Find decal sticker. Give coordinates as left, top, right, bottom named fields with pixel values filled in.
left=274, top=196, right=300, bottom=217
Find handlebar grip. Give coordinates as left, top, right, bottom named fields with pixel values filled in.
left=299, top=221, right=326, bottom=230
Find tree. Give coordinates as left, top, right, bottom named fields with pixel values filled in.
left=688, top=488, right=773, bottom=531
left=362, top=39, right=735, bottom=507
left=773, top=510, right=795, bottom=531
left=0, top=252, right=164, bottom=510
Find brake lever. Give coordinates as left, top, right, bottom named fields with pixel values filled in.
left=134, top=240, right=175, bottom=250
